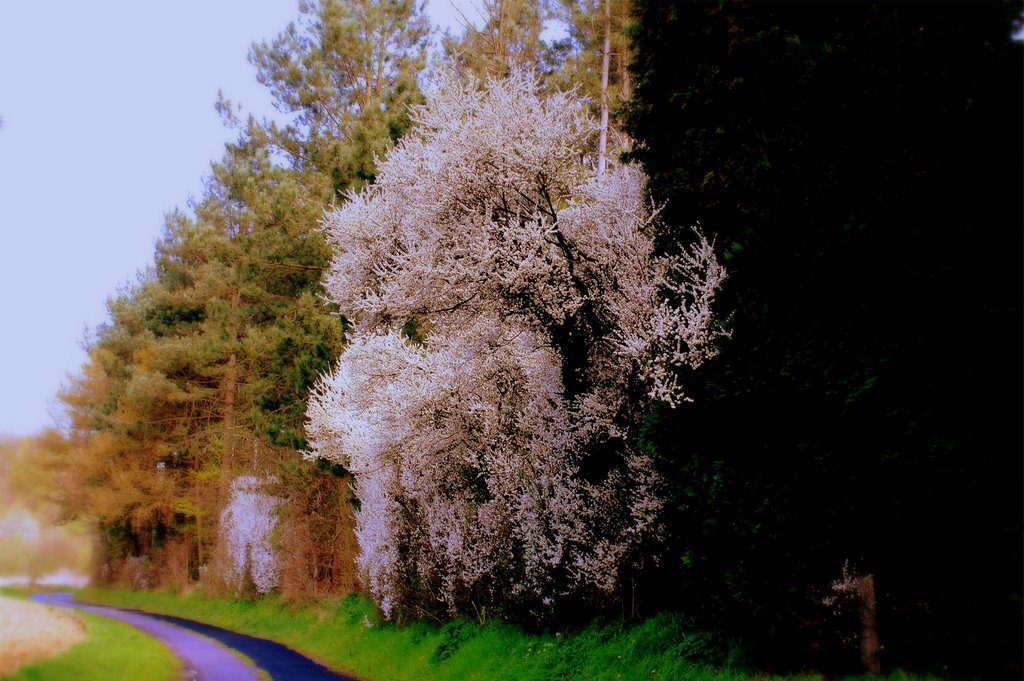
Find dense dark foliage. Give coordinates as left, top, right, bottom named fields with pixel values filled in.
left=626, top=2, right=1022, bottom=676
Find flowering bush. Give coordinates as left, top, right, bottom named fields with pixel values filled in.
left=307, top=71, right=725, bottom=618
left=220, top=475, right=280, bottom=595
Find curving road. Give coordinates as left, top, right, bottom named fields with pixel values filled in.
left=32, top=592, right=357, bottom=681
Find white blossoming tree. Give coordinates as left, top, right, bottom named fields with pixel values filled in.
left=220, top=475, right=281, bottom=595
left=306, top=71, right=726, bottom=618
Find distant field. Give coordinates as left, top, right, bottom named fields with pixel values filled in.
left=0, top=592, right=179, bottom=681
left=0, top=571, right=89, bottom=589
left=0, top=595, right=85, bottom=676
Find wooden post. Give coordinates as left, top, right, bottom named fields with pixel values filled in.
left=857, top=574, right=882, bottom=674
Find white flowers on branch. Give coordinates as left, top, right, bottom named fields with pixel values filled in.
left=306, top=71, right=726, bottom=618
left=220, top=475, right=280, bottom=595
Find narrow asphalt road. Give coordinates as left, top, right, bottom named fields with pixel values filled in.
left=32, top=592, right=357, bottom=681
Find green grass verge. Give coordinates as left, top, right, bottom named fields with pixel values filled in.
left=77, top=588, right=944, bottom=681
left=74, top=588, right=772, bottom=681
left=1, top=606, right=180, bottom=681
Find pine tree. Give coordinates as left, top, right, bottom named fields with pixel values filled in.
left=247, top=0, right=430, bottom=190
left=444, top=0, right=563, bottom=80
left=57, top=0, right=431, bottom=594
left=553, top=0, right=633, bottom=152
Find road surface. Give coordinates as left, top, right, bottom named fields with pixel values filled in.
left=33, top=592, right=357, bottom=681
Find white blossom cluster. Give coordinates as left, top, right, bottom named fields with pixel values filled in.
left=307, top=72, right=725, bottom=617
left=220, top=474, right=281, bottom=595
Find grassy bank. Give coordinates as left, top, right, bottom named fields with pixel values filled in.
left=0, top=598, right=179, bottom=681
left=80, top=588, right=943, bottom=681
left=78, top=587, right=791, bottom=681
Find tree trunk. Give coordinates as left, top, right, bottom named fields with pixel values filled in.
left=222, top=352, right=237, bottom=470
left=195, top=507, right=203, bottom=566
left=597, top=0, right=612, bottom=173
left=497, top=0, right=507, bottom=70
left=616, top=0, right=632, bottom=103
left=220, top=286, right=241, bottom=485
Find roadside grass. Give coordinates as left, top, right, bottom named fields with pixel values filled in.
left=78, top=587, right=935, bottom=681
left=0, top=595, right=179, bottom=681
left=82, top=587, right=745, bottom=680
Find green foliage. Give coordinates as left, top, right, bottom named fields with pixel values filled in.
left=625, top=613, right=721, bottom=666
left=551, top=0, right=633, bottom=115
left=432, top=619, right=477, bottom=663
left=444, top=0, right=565, bottom=81
left=247, top=0, right=429, bottom=190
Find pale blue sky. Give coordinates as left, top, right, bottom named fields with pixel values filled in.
left=0, top=1, right=475, bottom=436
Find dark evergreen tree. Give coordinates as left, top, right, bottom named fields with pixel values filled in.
left=626, top=2, right=1022, bottom=675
